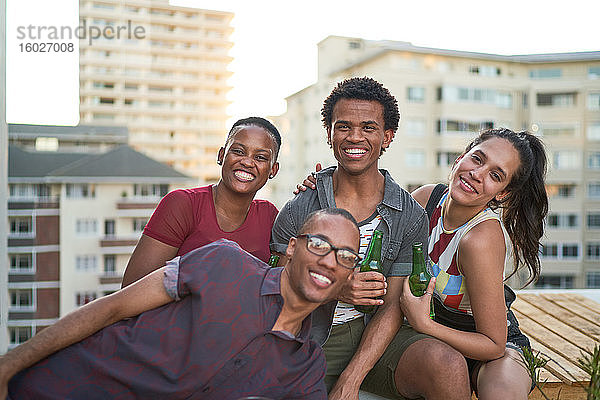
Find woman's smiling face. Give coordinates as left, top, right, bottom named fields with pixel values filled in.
left=449, top=137, right=521, bottom=207
left=218, top=125, right=279, bottom=195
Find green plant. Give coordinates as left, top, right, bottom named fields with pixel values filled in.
left=578, top=345, right=600, bottom=400
left=520, top=346, right=553, bottom=400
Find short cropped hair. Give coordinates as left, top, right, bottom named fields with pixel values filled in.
left=321, top=77, right=400, bottom=132
left=224, top=117, right=282, bottom=160
left=299, top=208, right=359, bottom=237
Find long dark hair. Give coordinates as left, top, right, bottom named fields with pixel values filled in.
left=464, top=128, right=548, bottom=286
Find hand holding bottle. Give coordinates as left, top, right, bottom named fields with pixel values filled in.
left=337, top=271, right=387, bottom=308
left=400, top=276, right=436, bottom=332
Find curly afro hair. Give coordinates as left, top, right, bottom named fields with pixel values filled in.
left=321, top=77, right=400, bottom=132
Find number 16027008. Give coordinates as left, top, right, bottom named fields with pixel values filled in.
left=19, top=42, right=75, bottom=53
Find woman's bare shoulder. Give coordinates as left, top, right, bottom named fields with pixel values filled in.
left=410, top=184, right=439, bottom=208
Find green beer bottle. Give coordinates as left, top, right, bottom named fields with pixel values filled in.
left=409, top=242, right=435, bottom=319
left=355, top=230, right=383, bottom=314
left=268, top=254, right=280, bottom=268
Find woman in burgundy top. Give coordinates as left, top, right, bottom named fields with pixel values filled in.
left=121, top=117, right=281, bottom=287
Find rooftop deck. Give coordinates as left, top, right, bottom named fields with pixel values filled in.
left=359, top=291, right=600, bottom=399
left=513, top=292, right=598, bottom=399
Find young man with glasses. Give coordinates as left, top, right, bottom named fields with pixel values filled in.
left=271, top=77, right=430, bottom=399
left=2, top=209, right=359, bottom=400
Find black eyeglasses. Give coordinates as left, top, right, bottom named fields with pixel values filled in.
left=298, top=234, right=361, bottom=269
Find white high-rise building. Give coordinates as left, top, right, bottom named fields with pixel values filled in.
left=79, top=0, right=233, bottom=183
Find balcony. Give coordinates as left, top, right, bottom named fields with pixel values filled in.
left=8, top=196, right=60, bottom=210
left=99, top=272, right=123, bottom=285
left=100, top=236, right=138, bottom=248
left=116, top=198, right=158, bottom=218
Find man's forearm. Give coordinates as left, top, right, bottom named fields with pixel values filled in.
left=0, top=267, right=172, bottom=384
left=0, top=294, right=122, bottom=383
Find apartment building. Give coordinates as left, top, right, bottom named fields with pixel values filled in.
left=6, top=124, right=192, bottom=350
left=275, top=35, right=600, bottom=289
left=79, top=0, right=233, bottom=183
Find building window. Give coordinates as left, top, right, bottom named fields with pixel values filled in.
left=590, top=67, right=600, bottom=79
left=148, top=86, right=173, bottom=93
left=76, top=255, right=97, bottom=271
left=66, top=184, right=95, bottom=198
left=437, top=119, right=493, bottom=134
left=588, top=123, right=600, bottom=140
left=587, top=243, right=600, bottom=260
left=9, top=216, right=33, bottom=236
left=587, top=213, right=600, bottom=229
left=588, top=153, right=600, bottom=169
left=104, top=255, right=117, bottom=275
left=539, top=243, right=581, bottom=260
left=542, top=126, right=576, bottom=137
left=92, top=81, right=114, bottom=89
left=10, top=289, right=33, bottom=309
left=587, top=271, right=600, bottom=288
left=407, top=87, right=425, bottom=103
left=133, top=184, right=168, bottom=198
left=9, top=184, right=51, bottom=199
left=541, top=244, right=558, bottom=258
left=93, top=2, right=115, bottom=10
left=496, top=92, right=512, bottom=108
left=529, top=68, right=562, bottom=79
left=547, top=213, right=578, bottom=228
left=405, top=150, right=425, bottom=167
left=35, top=137, right=59, bottom=151
left=589, top=183, right=600, bottom=199
left=436, top=152, right=462, bottom=167
left=76, top=292, right=97, bottom=306
left=561, top=244, right=579, bottom=258
left=536, top=92, right=576, bottom=107
left=9, top=326, right=32, bottom=346
left=93, top=113, right=115, bottom=120
left=588, top=93, right=600, bottom=110
left=534, top=275, right=573, bottom=289
left=9, top=253, right=33, bottom=272
left=469, top=65, right=500, bottom=76
left=105, top=219, right=115, bottom=236
left=438, top=86, right=502, bottom=106
left=552, top=151, right=580, bottom=170
left=348, top=40, right=361, bottom=49
left=133, top=218, right=148, bottom=233
left=546, top=184, right=576, bottom=198
left=404, top=119, right=426, bottom=136
left=76, top=219, right=98, bottom=235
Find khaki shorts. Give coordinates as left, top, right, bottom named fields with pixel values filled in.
left=323, top=317, right=431, bottom=399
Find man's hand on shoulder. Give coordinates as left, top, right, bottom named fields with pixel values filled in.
left=293, top=163, right=322, bottom=195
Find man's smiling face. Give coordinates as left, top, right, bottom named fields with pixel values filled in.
left=327, top=98, right=393, bottom=176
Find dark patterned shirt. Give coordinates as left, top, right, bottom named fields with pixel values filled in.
left=8, top=239, right=327, bottom=399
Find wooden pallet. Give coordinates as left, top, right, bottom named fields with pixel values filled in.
left=510, top=292, right=599, bottom=399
